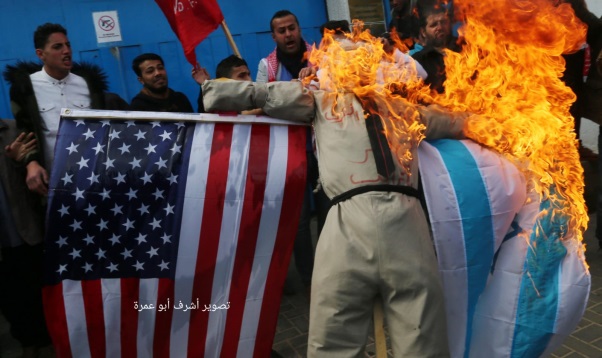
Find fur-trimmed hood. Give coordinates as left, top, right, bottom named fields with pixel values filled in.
left=3, top=60, right=110, bottom=168
left=3, top=60, right=109, bottom=93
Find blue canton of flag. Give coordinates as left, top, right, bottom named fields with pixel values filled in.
left=44, top=119, right=193, bottom=284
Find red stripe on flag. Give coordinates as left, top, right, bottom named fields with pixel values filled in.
left=81, top=280, right=106, bottom=358
left=254, top=126, right=308, bottom=357
left=153, top=279, right=175, bottom=357
left=121, top=278, right=140, bottom=357
left=188, top=123, right=234, bottom=357
left=43, top=284, right=72, bottom=358
left=221, top=124, right=270, bottom=356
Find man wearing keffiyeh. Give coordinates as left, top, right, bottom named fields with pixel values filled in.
left=256, top=10, right=318, bottom=296
left=256, top=10, right=311, bottom=83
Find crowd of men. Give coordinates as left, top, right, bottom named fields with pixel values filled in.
left=1, top=0, right=601, bottom=357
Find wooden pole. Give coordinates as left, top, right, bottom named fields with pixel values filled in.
left=373, top=299, right=387, bottom=357
left=220, top=20, right=241, bottom=58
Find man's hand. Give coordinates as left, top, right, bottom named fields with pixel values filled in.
left=241, top=108, right=265, bottom=116
left=26, top=160, right=49, bottom=196
left=299, top=67, right=317, bottom=80
left=192, top=63, right=211, bottom=85
left=5, top=132, right=36, bottom=162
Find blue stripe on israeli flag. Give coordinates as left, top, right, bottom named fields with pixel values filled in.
left=540, top=235, right=591, bottom=357
left=428, top=139, right=495, bottom=357
left=418, top=140, right=468, bottom=358
left=511, top=197, right=566, bottom=357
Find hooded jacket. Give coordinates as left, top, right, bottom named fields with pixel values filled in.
left=3, top=61, right=108, bottom=168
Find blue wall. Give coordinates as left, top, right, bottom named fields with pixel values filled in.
left=0, top=0, right=328, bottom=118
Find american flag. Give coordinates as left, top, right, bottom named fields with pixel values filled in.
left=42, top=112, right=307, bottom=358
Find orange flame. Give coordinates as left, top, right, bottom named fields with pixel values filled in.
left=307, top=0, right=588, bottom=256
left=307, top=22, right=432, bottom=176
left=437, top=0, right=588, bottom=250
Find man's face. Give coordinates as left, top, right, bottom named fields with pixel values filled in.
left=271, top=15, right=302, bottom=55
left=421, top=13, right=451, bottom=49
left=229, top=65, right=252, bottom=81
left=36, top=32, right=72, bottom=79
left=137, top=59, right=168, bottom=94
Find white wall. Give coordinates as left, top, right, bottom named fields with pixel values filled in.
left=325, top=0, right=351, bottom=23
left=586, top=0, right=602, bottom=17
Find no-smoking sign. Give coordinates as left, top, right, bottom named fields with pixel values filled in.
left=93, top=11, right=123, bottom=44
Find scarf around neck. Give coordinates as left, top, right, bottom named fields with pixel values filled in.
left=267, top=39, right=310, bottom=81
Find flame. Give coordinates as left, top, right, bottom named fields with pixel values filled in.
left=437, top=0, right=588, bottom=252
left=306, top=0, right=588, bottom=258
left=307, top=22, right=432, bottom=176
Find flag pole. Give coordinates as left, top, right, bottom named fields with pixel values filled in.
left=220, top=20, right=241, bottom=58
left=373, top=299, right=387, bottom=357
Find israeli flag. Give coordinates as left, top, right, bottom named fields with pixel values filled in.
left=418, top=139, right=590, bottom=358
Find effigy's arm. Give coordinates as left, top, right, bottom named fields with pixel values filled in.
left=418, top=104, right=472, bottom=140
left=202, top=79, right=315, bottom=123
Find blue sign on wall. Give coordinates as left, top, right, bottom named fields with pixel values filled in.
left=0, top=0, right=328, bottom=118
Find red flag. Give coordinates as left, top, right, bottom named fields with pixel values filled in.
left=155, top=0, right=224, bottom=65
left=42, top=113, right=307, bottom=357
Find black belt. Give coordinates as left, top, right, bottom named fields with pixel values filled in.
left=330, top=184, right=420, bottom=206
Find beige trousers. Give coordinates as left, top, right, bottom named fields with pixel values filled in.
left=308, top=192, right=449, bottom=358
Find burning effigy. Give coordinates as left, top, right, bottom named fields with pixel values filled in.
left=309, top=0, right=588, bottom=244
left=202, top=0, right=591, bottom=356
left=304, top=0, right=589, bottom=356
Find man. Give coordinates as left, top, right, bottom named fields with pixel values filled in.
left=411, top=6, right=459, bottom=93
left=130, top=53, right=194, bottom=113
left=201, top=32, right=473, bottom=356
left=192, top=55, right=252, bottom=112
left=215, top=55, right=252, bottom=81
left=3, top=23, right=115, bottom=196
left=256, top=10, right=317, bottom=294
left=0, top=120, right=51, bottom=358
left=256, top=10, right=311, bottom=82
left=192, top=53, right=286, bottom=358
left=2, top=23, right=126, bottom=357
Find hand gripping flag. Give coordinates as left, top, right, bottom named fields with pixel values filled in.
left=418, top=139, right=590, bottom=357
left=155, top=0, right=224, bottom=65
left=42, top=109, right=307, bottom=357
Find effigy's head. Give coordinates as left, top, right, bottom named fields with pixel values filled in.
left=307, top=21, right=429, bottom=103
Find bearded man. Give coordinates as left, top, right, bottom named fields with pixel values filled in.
left=411, top=6, right=460, bottom=93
